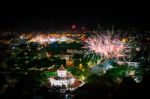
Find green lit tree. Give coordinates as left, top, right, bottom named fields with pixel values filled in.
left=104, top=64, right=132, bottom=80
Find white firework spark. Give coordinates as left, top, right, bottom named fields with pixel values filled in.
left=84, top=33, right=130, bottom=59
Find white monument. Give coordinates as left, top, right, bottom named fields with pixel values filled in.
left=49, top=65, right=75, bottom=87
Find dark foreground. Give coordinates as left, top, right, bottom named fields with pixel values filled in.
left=0, top=72, right=150, bottom=99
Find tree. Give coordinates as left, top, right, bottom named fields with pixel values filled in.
left=104, top=64, right=131, bottom=80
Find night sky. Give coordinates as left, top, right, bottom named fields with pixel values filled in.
left=0, top=2, right=149, bottom=31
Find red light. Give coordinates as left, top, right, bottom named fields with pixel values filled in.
left=72, top=25, right=76, bottom=30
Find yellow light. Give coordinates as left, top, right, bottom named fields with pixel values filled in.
left=122, top=38, right=128, bottom=43
left=88, top=61, right=94, bottom=68
left=128, top=70, right=135, bottom=76
left=79, top=64, right=83, bottom=70
left=80, top=75, right=85, bottom=80
left=82, top=68, right=85, bottom=72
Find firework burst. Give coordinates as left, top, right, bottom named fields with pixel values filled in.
left=84, top=32, right=130, bottom=60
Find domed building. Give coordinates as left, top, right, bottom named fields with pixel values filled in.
left=48, top=65, right=75, bottom=87
left=48, top=65, right=85, bottom=92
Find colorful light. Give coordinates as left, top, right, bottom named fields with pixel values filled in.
left=84, top=33, right=129, bottom=59
left=29, top=34, right=73, bottom=44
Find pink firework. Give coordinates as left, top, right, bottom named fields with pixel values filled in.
left=84, top=33, right=128, bottom=59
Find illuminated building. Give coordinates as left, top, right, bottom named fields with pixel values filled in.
left=49, top=65, right=75, bottom=87
left=48, top=65, right=85, bottom=91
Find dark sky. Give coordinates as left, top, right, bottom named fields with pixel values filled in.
left=0, top=2, right=149, bottom=31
